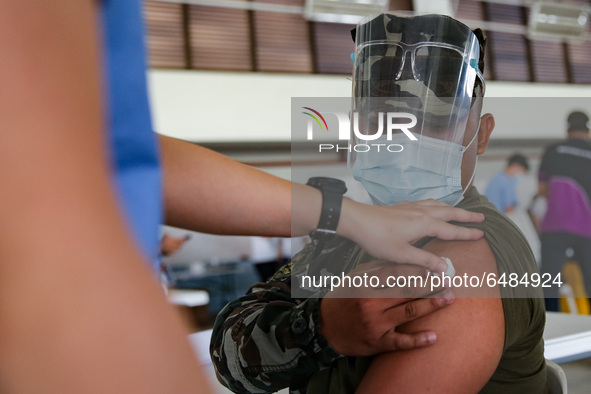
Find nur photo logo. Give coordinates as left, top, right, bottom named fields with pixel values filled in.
left=301, top=106, right=417, bottom=153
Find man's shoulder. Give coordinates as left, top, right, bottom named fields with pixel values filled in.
left=543, top=140, right=564, bottom=153
left=457, top=189, right=537, bottom=265
left=566, top=137, right=591, bottom=148
left=544, top=139, right=591, bottom=157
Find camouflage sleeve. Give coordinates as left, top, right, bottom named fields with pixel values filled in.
left=210, top=262, right=342, bottom=393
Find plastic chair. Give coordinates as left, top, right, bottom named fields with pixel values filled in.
left=546, top=359, right=568, bottom=394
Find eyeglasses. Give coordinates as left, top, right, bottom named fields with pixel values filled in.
left=355, top=42, right=485, bottom=99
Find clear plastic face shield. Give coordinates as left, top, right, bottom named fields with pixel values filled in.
left=350, top=13, right=485, bottom=206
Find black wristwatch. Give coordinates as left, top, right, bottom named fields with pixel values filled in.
left=306, top=177, right=348, bottom=234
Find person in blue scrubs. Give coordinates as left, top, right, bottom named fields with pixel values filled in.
left=0, top=2, right=488, bottom=392
left=485, top=153, right=529, bottom=213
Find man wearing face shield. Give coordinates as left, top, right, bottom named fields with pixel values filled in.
left=350, top=12, right=487, bottom=207
left=211, top=13, right=546, bottom=394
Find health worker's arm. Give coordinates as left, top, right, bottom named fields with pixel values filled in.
left=0, top=3, right=209, bottom=392
left=357, top=237, right=505, bottom=394
left=160, top=135, right=485, bottom=273
left=537, top=181, right=549, bottom=198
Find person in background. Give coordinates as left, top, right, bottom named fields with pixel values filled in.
left=160, top=233, right=191, bottom=257
left=538, top=110, right=591, bottom=311
left=0, top=2, right=488, bottom=392
left=485, top=153, right=529, bottom=214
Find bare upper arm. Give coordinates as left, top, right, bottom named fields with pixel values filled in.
left=357, top=237, right=505, bottom=394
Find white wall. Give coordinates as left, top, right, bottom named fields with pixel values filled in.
left=148, top=69, right=591, bottom=143
left=148, top=70, right=351, bottom=143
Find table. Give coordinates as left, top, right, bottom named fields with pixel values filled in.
left=167, top=289, right=210, bottom=307
left=544, top=311, right=591, bottom=363
left=167, top=260, right=260, bottom=315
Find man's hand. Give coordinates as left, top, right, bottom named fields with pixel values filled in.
left=318, top=260, right=454, bottom=357
left=338, top=198, right=484, bottom=273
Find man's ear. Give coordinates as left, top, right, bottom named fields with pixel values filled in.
left=477, top=113, right=495, bottom=155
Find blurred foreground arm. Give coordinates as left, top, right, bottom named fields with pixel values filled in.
left=0, top=3, right=208, bottom=392
left=161, top=135, right=484, bottom=272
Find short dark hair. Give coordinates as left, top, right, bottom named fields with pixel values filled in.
left=507, top=153, right=529, bottom=171
left=567, top=111, right=590, bottom=132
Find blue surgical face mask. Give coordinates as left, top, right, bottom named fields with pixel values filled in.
left=352, top=131, right=478, bottom=206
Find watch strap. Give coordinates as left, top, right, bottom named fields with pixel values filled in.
left=306, top=177, right=347, bottom=234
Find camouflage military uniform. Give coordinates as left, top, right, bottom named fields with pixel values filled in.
left=210, top=234, right=366, bottom=393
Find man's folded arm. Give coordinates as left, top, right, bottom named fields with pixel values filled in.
left=210, top=279, right=341, bottom=393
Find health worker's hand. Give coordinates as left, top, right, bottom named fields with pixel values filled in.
left=337, top=198, right=484, bottom=273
